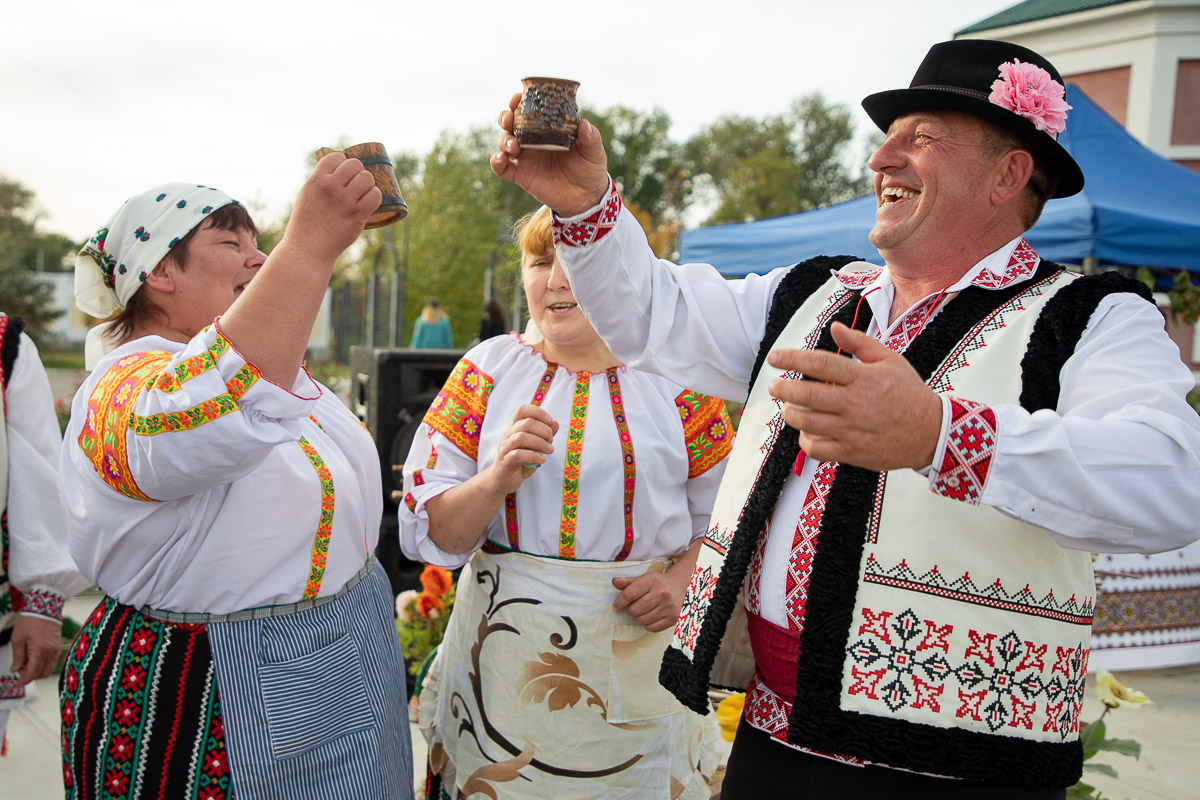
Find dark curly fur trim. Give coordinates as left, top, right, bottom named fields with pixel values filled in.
left=1020, top=268, right=1153, bottom=412
left=1, top=314, right=25, bottom=388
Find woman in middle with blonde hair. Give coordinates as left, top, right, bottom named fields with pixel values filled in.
left=400, top=207, right=734, bottom=799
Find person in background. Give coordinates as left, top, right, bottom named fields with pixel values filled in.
left=477, top=298, right=507, bottom=342
left=399, top=206, right=734, bottom=799
left=490, top=39, right=1200, bottom=800
left=0, top=313, right=90, bottom=756
left=59, top=157, right=412, bottom=798
left=410, top=297, right=453, bottom=348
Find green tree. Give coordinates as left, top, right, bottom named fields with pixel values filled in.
left=685, top=93, right=870, bottom=225
left=585, top=106, right=689, bottom=255
left=0, top=176, right=65, bottom=339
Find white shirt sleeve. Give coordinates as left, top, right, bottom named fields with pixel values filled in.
left=559, top=199, right=788, bottom=402
left=398, top=423, right=485, bottom=569
left=6, top=332, right=92, bottom=611
left=943, top=294, right=1200, bottom=554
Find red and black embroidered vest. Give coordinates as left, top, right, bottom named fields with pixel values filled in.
left=660, top=257, right=1153, bottom=789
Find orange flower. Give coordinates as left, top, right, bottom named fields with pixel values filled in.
left=415, top=591, right=445, bottom=619
left=419, top=565, right=454, bottom=597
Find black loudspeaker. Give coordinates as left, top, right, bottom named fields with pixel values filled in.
left=349, top=346, right=463, bottom=597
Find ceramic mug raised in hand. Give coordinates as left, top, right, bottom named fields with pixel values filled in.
left=513, top=77, right=581, bottom=151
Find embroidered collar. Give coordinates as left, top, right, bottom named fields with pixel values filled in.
left=512, top=332, right=628, bottom=376
left=831, top=236, right=1040, bottom=295
left=830, top=237, right=1041, bottom=341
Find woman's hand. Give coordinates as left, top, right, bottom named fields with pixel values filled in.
left=284, top=152, right=381, bottom=264
left=490, top=93, right=610, bottom=218
left=424, top=404, right=558, bottom=555
left=612, top=539, right=702, bottom=633
left=219, top=152, right=380, bottom=386
left=490, top=403, right=559, bottom=495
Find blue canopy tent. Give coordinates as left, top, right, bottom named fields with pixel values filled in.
left=678, top=85, right=1200, bottom=277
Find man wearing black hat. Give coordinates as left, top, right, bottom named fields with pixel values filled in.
left=490, top=40, right=1200, bottom=798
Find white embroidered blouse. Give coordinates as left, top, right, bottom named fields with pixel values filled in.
left=398, top=334, right=733, bottom=568
left=59, top=325, right=382, bottom=614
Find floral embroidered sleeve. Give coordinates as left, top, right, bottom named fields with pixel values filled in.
left=77, top=324, right=321, bottom=503
left=399, top=357, right=495, bottom=568
left=929, top=396, right=997, bottom=505
left=678, top=390, right=734, bottom=538
left=675, top=390, right=735, bottom=478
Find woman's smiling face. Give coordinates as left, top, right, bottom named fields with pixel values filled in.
left=157, top=218, right=266, bottom=338
left=521, top=246, right=602, bottom=352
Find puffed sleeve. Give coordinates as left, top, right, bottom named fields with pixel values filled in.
left=72, top=322, right=321, bottom=503
left=675, top=389, right=735, bottom=539
left=398, top=357, right=493, bottom=568
left=6, top=331, right=91, bottom=619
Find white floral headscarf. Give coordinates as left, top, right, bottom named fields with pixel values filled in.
left=74, top=183, right=237, bottom=367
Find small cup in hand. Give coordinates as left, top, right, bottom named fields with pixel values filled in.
left=315, top=142, right=408, bottom=229
left=513, top=77, right=580, bottom=151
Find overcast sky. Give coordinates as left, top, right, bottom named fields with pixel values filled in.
left=4, top=0, right=1016, bottom=246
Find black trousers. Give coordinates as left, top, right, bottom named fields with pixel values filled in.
left=720, top=719, right=1067, bottom=800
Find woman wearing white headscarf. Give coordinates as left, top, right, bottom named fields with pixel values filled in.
left=59, top=157, right=413, bottom=799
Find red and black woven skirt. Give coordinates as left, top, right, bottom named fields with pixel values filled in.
left=59, top=595, right=232, bottom=800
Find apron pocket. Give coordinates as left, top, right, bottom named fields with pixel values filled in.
left=607, top=623, right=683, bottom=723
left=258, top=633, right=375, bottom=758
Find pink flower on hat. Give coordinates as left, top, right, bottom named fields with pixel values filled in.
left=988, top=59, right=1072, bottom=138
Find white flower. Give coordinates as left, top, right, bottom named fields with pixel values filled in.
left=395, top=589, right=419, bottom=623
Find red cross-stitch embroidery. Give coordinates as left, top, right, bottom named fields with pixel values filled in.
left=784, top=461, right=837, bottom=631
left=846, top=605, right=1088, bottom=739
left=674, top=563, right=718, bottom=654
left=744, top=677, right=864, bottom=763
left=882, top=298, right=942, bottom=352
left=21, top=588, right=65, bottom=620
left=745, top=529, right=768, bottom=615
left=552, top=178, right=622, bottom=248
left=974, top=237, right=1039, bottom=289
left=932, top=397, right=997, bottom=504
left=835, top=268, right=882, bottom=289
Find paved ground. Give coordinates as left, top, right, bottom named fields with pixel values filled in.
left=6, top=587, right=1198, bottom=799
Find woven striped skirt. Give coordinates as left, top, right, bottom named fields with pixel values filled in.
left=60, top=561, right=412, bottom=799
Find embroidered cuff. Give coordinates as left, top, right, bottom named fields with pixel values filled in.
left=17, top=588, right=66, bottom=622
left=930, top=397, right=997, bottom=505
left=211, top=320, right=321, bottom=402
left=551, top=177, right=622, bottom=248
left=0, top=674, right=24, bottom=700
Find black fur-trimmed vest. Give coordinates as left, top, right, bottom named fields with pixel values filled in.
left=660, top=255, right=1153, bottom=788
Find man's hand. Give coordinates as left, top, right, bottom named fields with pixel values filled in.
left=490, top=93, right=610, bottom=217
left=9, top=615, right=62, bottom=686
left=767, top=322, right=943, bottom=472
left=284, top=152, right=381, bottom=264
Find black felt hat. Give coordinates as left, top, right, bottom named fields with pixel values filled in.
left=861, top=39, right=1084, bottom=198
